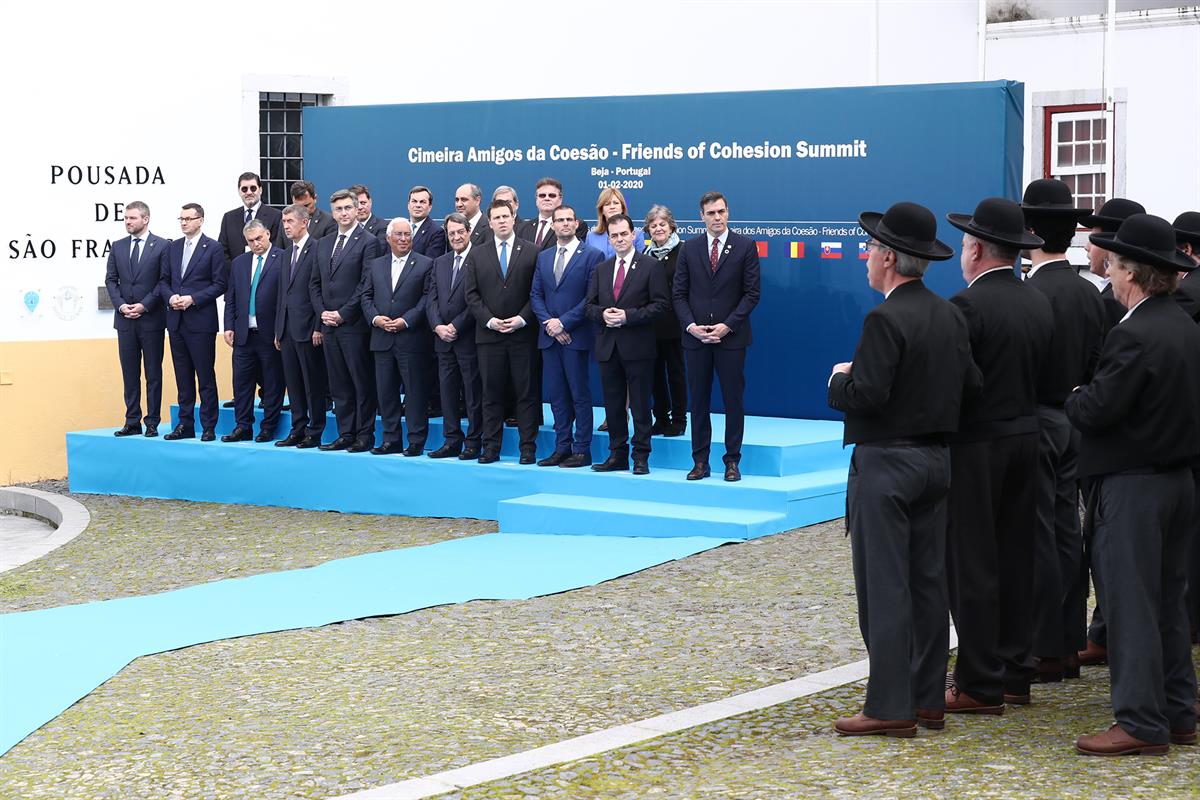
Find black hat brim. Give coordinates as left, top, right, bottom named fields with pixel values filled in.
left=1173, top=228, right=1200, bottom=248
left=1080, top=213, right=1123, bottom=230
left=946, top=213, right=1045, bottom=250
left=1088, top=232, right=1196, bottom=272
left=1020, top=204, right=1093, bottom=220
left=859, top=211, right=954, bottom=261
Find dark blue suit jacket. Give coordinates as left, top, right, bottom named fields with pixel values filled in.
left=218, top=205, right=282, bottom=262
left=411, top=218, right=447, bottom=261
left=275, top=236, right=321, bottom=343
left=586, top=251, right=668, bottom=362
left=361, top=252, right=434, bottom=352
left=224, top=247, right=284, bottom=346
left=531, top=242, right=604, bottom=351
left=672, top=230, right=761, bottom=349
left=308, top=226, right=384, bottom=335
left=427, top=247, right=476, bottom=354
left=158, top=234, right=228, bottom=334
left=105, top=232, right=168, bottom=331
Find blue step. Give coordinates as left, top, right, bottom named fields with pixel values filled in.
left=498, top=493, right=787, bottom=540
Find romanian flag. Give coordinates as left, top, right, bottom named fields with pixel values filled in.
left=790, top=242, right=805, bottom=259
left=820, top=242, right=842, bottom=259
left=858, top=242, right=869, bottom=260
left=756, top=241, right=769, bottom=258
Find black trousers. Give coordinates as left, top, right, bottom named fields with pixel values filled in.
left=117, top=325, right=164, bottom=426
left=652, top=336, right=687, bottom=425
left=685, top=346, right=746, bottom=465
left=168, top=328, right=218, bottom=433
left=847, top=442, right=951, bottom=720
left=1187, top=468, right=1200, bottom=637
left=477, top=337, right=538, bottom=456
left=599, top=355, right=654, bottom=461
left=322, top=329, right=377, bottom=441
left=1032, top=406, right=1084, bottom=659
left=279, top=335, right=328, bottom=437
left=232, top=330, right=284, bottom=433
left=1091, top=469, right=1196, bottom=744
left=947, top=433, right=1039, bottom=702
left=437, top=346, right=481, bottom=452
left=375, top=347, right=430, bottom=448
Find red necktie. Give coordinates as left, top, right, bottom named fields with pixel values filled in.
left=613, top=257, right=626, bottom=300
left=710, top=238, right=720, bottom=272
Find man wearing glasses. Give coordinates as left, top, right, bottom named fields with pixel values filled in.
left=518, top=177, right=588, bottom=252
left=218, top=172, right=282, bottom=262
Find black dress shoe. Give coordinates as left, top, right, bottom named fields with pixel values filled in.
left=519, top=451, right=536, bottom=465
left=163, top=426, right=194, bottom=441
left=319, top=435, right=353, bottom=451
left=592, top=456, right=629, bottom=472
left=477, top=452, right=500, bottom=464
left=114, top=423, right=141, bottom=437
left=254, top=429, right=274, bottom=443
left=632, top=459, right=650, bottom=475
left=296, top=435, right=321, bottom=449
left=505, top=417, right=518, bottom=427
left=370, top=442, right=403, bottom=455
left=402, top=445, right=423, bottom=457
left=538, top=451, right=570, bottom=467
left=222, top=400, right=235, bottom=408
left=724, top=461, right=741, bottom=482
left=650, top=421, right=668, bottom=435
left=347, top=438, right=373, bottom=453
left=200, top=430, right=216, bottom=442
left=664, top=423, right=686, bottom=437
left=281, top=404, right=291, bottom=412
left=428, top=445, right=461, bottom=459
left=221, top=427, right=253, bottom=443
left=559, top=453, right=592, bottom=468
left=598, top=419, right=609, bottom=432
left=275, top=432, right=304, bottom=447
left=143, top=424, right=158, bottom=438
left=459, top=448, right=480, bottom=461
left=687, top=462, right=711, bottom=480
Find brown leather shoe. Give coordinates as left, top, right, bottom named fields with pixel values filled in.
left=1077, top=639, right=1108, bottom=666
left=834, top=713, right=916, bottom=738
left=1170, top=728, right=1197, bottom=746
left=1004, top=691, right=1031, bottom=706
left=1031, top=657, right=1064, bottom=683
left=1064, top=653, right=1081, bottom=679
left=1076, top=724, right=1169, bottom=756
left=916, top=708, right=945, bottom=730
left=945, top=686, right=1004, bottom=715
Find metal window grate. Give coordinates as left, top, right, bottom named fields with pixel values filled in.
left=258, top=92, right=326, bottom=207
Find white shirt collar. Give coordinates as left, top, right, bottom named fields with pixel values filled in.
left=294, top=233, right=310, bottom=252
left=1118, top=295, right=1150, bottom=323
left=494, top=234, right=516, bottom=255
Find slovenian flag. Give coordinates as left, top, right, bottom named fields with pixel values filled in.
left=790, top=242, right=805, bottom=259
left=756, top=241, right=769, bottom=258
left=858, top=242, right=869, bottom=259
left=820, top=242, right=842, bottom=259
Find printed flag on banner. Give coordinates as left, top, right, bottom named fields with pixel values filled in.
left=790, top=242, right=805, bottom=259
left=820, top=242, right=842, bottom=259
left=858, top=242, right=869, bottom=259
left=756, top=241, right=769, bottom=258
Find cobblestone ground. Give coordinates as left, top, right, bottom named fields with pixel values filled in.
left=457, top=660, right=1200, bottom=800
left=0, top=484, right=861, bottom=799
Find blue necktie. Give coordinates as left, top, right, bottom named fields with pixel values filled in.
left=249, top=254, right=264, bottom=318
left=499, top=241, right=509, bottom=277
left=130, top=238, right=142, bottom=272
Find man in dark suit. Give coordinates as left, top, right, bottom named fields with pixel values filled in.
left=585, top=214, right=668, bottom=474
left=828, top=201, right=980, bottom=738
left=277, top=180, right=335, bottom=249
left=672, top=191, right=761, bottom=481
left=456, top=183, right=490, bottom=247
left=309, top=188, right=385, bottom=452
left=517, top=177, right=590, bottom=250
left=158, top=203, right=228, bottom=441
left=1173, top=211, right=1200, bottom=322
left=273, top=203, right=327, bottom=449
left=221, top=220, right=285, bottom=443
left=218, top=172, right=282, bottom=262
left=408, top=185, right=447, bottom=260
left=942, top=198, right=1054, bottom=714
left=351, top=184, right=389, bottom=240
left=463, top=198, right=539, bottom=462
left=361, top=218, right=434, bottom=456
left=105, top=200, right=168, bottom=437
left=427, top=213, right=482, bottom=459
left=531, top=204, right=605, bottom=468
left=1067, top=213, right=1200, bottom=756
left=1083, top=199, right=1146, bottom=334
left=1020, top=178, right=1105, bottom=682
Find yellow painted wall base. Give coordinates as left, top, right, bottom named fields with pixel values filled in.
left=0, top=337, right=235, bottom=484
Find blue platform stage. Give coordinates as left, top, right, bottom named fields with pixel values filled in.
left=68, top=405, right=850, bottom=541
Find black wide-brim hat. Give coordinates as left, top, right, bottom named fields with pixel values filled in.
left=1020, top=178, right=1092, bottom=219
left=1089, top=213, right=1196, bottom=272
left=858, top=201, right=954, bottom=261
left=1081, top=198, right=1145, bottom=231
left=1173, top=211, right=1200, bottom=248
left=947, top=197, right=1045, bottom=249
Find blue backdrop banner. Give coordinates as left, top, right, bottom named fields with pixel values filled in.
left=304, top=80, right=1024, bottom=419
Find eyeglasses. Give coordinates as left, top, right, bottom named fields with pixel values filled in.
left=864, top=241, right=883, bottom=251
left=178, top=216, right=201, bottom=222
left=239, top=186, right=259, bottom=193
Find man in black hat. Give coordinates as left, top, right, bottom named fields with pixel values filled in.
left=1020, top=178, right=1106, bottom=683
left=1172, top=211, right=1200, bottom=322
left=828, top=201, right=980, bottom=738
left=1083, top=199, right=1147, bottom=333
left=942, top=198, right=1054, bottom=715
left=1067, top=213, right=1200, bottom=756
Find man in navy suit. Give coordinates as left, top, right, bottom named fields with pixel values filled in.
left=221, top=220, right=285, bottom=443
left=309, top=188, right=385, bottom=452
left=158, top=203, right=228, bottom=441
left=517, top=177, right=589, bottom=251
left=427, top=213, right=482, bottom=459
left=274, top=203, right=327, bottom=449
left=361, top=218, right=434, bottom=455
left=586, top=214, right=669, bottom=474
left=408, top=186, right=447, bottom=260
left=217, top=172, right=282, bottom=262
left=672, top=191, right=761, bottom=481
left=105, top=200, right=168, bottom=437
left=351, top=184, right=389, bottom=240
left=531, top=204, right=604, bottom=468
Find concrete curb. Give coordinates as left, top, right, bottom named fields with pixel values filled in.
left=0, top=487, right=90, bottom=573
